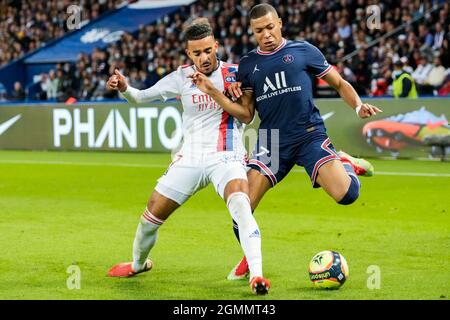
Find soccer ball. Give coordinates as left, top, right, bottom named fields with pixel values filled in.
left=308, top=250, right=349, bottom=289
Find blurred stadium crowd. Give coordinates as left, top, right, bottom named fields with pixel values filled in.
left=0, top=0, right=449, bottom=102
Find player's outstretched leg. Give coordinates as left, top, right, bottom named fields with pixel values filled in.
left=338, top=150, right=374, bottom=177
left=108, top=208, right=164, bottom=277
left=227, top=191, right=269, bottom=294
left=228, top=170, right=272, bottom=282
left=224, top=179, right=269, bottom=295
left=108, top=190, right=179, bottom=278
left=316, top=158, right=361, bottom=205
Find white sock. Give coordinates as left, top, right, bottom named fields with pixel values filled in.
left=227, top=192, right=263, bottom=279
left=132, top=208, right=164, bottom=272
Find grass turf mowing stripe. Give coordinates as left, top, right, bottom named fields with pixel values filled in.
left=1, top=159, right=450, bottom=177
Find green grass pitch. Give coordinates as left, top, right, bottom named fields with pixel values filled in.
left=0, top=150, right=449, bottom=300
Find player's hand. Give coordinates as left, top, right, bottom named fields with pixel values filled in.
left=227, top=82, right=243, bottom=100
left=189, top=72, right=215, bottom=94
left=357, top=103, right=383, bottom=118
left=106, top=69, right=128, bottom=92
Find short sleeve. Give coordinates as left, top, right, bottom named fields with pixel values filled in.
left=305, top=42, right=333, bottom=78
left=236, top=56, right=253, bottom=91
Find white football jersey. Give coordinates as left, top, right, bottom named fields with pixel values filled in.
left=122, top=61, right=245, bottom=156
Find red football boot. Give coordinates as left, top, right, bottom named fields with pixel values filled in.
left=338, top=150, right=374, bottom=177
left=250, top=276, right=270, bottom=295
left=108, top=259, right=153, bottom=278
left=227, top=256, right=249, bottom=280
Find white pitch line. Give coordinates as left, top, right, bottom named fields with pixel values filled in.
left=0, top=159, right=164, bottom=168
left=370, top=171, right=450, bottom=177
left=1, top=159, right=450, bottom=177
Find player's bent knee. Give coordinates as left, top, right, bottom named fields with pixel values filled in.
left=338, top=175, right=360, bottom=205
left=226, top=192, right=251, bottom=212
left=223, top=179, right=249, bottom=201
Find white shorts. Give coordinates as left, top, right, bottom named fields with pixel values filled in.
left=155, top=151, right=248, bottom=205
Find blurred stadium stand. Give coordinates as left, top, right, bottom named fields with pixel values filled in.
left=0, top=0, right=449, bottom=102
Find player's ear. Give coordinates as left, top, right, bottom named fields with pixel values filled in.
left=185, top=48, right=192, bottom=60
left=278, top=18, right=282, bottom=28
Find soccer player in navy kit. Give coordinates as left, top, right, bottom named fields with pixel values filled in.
left=190, top=3, right=382, bottom=280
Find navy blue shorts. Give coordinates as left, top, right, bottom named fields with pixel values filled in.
left=247, top=128, right=341, bottom=188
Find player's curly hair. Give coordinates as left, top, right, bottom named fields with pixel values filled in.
left=184, top=18, right=213, bottom=41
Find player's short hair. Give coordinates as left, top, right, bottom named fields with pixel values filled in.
left=249, top=3, right=279, bottom=20
left=184, top=18, right=213, bottom=41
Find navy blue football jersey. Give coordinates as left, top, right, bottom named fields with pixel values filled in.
left=237, top=39, right=333, bottom=145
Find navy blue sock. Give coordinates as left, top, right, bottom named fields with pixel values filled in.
left=338, top=174, right=361, bottom=205
left=232, top=210, right=254, bottom=243
left=342, top=162, right=356, bottom=177
left=232, top=219, right=240, bottom=243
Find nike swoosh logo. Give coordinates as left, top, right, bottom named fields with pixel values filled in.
left=0, top=114, right=22, bottom=135
left=322, top=111, right=335, bottom=121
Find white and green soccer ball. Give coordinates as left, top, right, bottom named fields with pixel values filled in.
left=308, top=250, right=349, bottom=289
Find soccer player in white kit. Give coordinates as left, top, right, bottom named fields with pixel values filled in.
left=105, top=19, right=270, bottom=295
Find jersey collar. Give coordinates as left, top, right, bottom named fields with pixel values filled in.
left=257, top=38, right=287, bottom=55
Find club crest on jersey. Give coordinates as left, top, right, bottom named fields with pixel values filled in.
left=225, top=73, right=236, bottom=82
left=282, top=54, right=294, bottom=64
